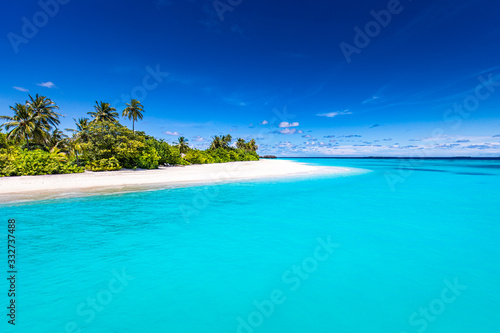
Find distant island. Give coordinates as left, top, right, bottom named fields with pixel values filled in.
left=0, top=95, right=259, bottom=177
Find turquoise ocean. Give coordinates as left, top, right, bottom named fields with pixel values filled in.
left=1, top=158, right=499, bottom=333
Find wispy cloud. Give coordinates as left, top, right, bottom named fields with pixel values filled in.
left=362, top=83, right=390, bottom=104
left=13, top=86, right=29, bottom=92
left=165, top=131, right=180, bottom=136
left=362, top=96, right=380, bottom=104
left=37, top=81, right=56, bottom=88
left=396, top=1, right=475, bottom=39
left=316, top=110, right=352, bottom=118
left=259, top=120, right=269, bottom=125
left=279, top=121, right=299, bottom=128
left=360, top=67, right=500, bottom=114
left=271, top=128, right=303, bottom=135
left=434, top=143, right=461, bottom=149
left=464, top=143, right=500, bottom=150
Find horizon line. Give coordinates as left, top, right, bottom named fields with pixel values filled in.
left=271, top=156, right=500, bottom=160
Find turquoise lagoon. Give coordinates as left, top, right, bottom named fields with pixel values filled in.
left=1, top=158, right=499, bottom=332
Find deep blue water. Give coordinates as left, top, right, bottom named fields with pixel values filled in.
left=1, top=158, right=499, bottom=333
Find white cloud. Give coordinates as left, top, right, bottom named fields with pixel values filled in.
left=260, top=120, right=269, bottom=125
left=165, top=131, right=180, bottom=136
left=316, top=110, right=352, bottom=118
left=275, top=141, right=296, bottom=149
left=280, top=128, right=298, bottom=134
left=37, top=82, right=56, bottom=88
left=13, top=86, right=29, bottom=92
left=463, top=143, right=500, bottom=150
left=279, top=121, right=299, bottom=128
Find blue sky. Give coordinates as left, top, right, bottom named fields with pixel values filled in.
left=1, top=0, right=500, bottom=156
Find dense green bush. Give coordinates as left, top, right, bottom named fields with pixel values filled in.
left=79, top=122, right=158, bottom=169
left=137, top=146, right=160, bottom=169
left=85, top=157, right=122, bottom=171
left=0, top=132, right=9, bottom=149
left=183, top=148, right=259, bottom=165
left=184, top=149, right=212, bottom=164
left=0, top=148, right=83, bottom=176
left=145, top=138, right=184, bottom=165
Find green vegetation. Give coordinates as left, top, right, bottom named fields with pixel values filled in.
left=88, top=101, right=119, bottom=122
left=176, top=136, right=189, bottom=154
left=0, top=147, right=83, bottom=176
left=122, top=99, right=144, bottom=134
left=0, top=95, right=259, bottom=176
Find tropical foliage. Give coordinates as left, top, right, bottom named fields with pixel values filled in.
left=0, top=148, right=83, bottom=176
left=176, top=136, right=189, bottom=154
left=236, top=138, right=258, bottom=152
left=0, top=95, right=259, bottom=176
left=88, top=101, right=119, bottom=122
left=0, top=94, right=62, bottom=149
left=122, top=99, right=144, bottom=134
left=210, top=134, right=232, bottom=149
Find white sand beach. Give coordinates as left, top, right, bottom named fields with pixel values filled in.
left=0, top=159, right=359, bottom=201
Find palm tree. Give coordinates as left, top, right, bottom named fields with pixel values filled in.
left=122, top=99, right=144, bottom=134
left=247, top=139, right=258, bottom=152
left=88, top=101, right=118, bottom=122
left=235, top=138, right=257, bottom=151
left=74, top=117, right=90, bottom=132
left=176, top=136, right=189, bottom=154
left=66, top=118, right=90, bottom=142
left=221, top=134, right=232, bottom=148
left=0, top=104, right=47, bottom=149
left=65, top=118, right=91, bottom=160
left=46, top=129, right=68, bottom=152
left=27, top=94, right=61, bottom=129
left=210, top=136, right=222, bottom=150
left=66, top=138, right=82, bottom=160
left=236, top=138, right=246, bottom=149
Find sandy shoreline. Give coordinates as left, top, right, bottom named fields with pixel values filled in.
left=0, top=159, right=362, bottom=202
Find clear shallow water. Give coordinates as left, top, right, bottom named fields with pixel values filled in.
left=1, top=158, right=499, bottom=333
